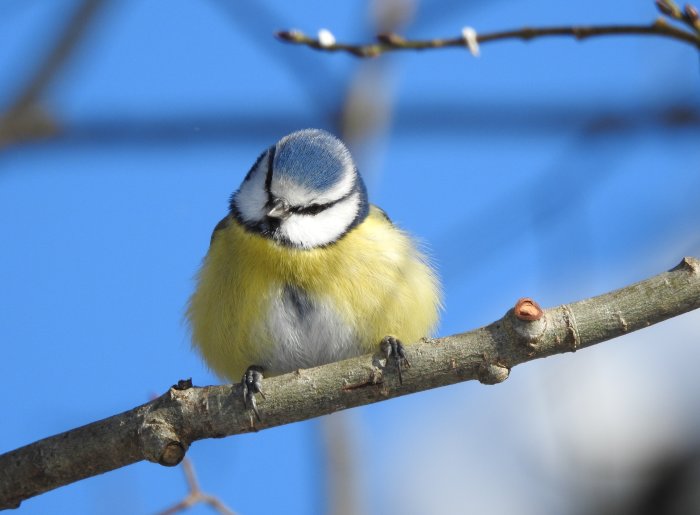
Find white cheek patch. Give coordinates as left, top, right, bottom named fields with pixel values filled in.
left=280, top=192, right=360, bottom=248
left=233, top=154, right=269, bottom=223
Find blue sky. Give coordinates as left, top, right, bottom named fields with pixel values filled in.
left=1, top=1, right=699, bottom=514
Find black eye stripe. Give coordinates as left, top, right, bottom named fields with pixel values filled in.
left=288, top=203, right=326, bottom=215
left=286, top=186, right=356, bottom=215
left=264, top=146, right=276, bottom=204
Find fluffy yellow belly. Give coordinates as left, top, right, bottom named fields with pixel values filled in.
left=187, top=206, right=441, bottom=381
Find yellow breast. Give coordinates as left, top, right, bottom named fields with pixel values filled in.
left=187, top=206, right=441, bottom=381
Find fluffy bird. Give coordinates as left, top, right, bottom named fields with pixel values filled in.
left=187, top=129, right=440, bottom=417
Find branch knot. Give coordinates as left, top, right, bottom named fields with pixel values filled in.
left=138, top=410, right=187, bottom=467
left=477, top=361, right=510, bottom=385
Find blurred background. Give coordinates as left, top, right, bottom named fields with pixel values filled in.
left=1, top=0, right=699, bottom=514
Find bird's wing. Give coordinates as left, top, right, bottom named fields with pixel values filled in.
left=370, top=204, right=393, bottom=225
left=210, top=215, right=231, bottom=246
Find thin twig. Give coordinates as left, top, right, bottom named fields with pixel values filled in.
left=656, top=0, right=700, bottom=33
left=155, top=458, right=237, bottom=515
left=276, top=19, right=700, bottom=58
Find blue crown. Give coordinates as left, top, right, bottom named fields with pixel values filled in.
left=273, top=129, right=355, bottom=191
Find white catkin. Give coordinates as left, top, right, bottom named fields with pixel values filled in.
left=318, top=29, right=336, bottom=48
left=461, top=26, right=480, bottom=57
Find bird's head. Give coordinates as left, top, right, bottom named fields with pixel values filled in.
left=230, top=129, right=369, bottom=248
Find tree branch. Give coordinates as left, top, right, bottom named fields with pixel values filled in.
left=2, top=257, right=699, bottom=510
left=0, top=0, right=106, bottom=147
left=276, top=5, right=700, bottom=58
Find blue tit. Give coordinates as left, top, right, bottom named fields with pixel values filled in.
left=187, top=129, right=441, bottom=417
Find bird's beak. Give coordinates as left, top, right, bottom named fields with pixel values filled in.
left=267, top=199, right=290, bottom=219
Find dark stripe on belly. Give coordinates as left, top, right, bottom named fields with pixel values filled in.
left=284, top=285, right=312, bottom=319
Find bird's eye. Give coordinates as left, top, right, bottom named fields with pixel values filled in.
left=288, top=203, right=327, bottom=215
left=304, top=204, right=325, bottom=215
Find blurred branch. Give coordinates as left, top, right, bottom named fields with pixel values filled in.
left=2, top=257, right=700, bottom=509
left=156, top=457, right=236, bottom=515
left=0, top=0, right=106, bottom=146
left=1, top=102, right=695, bottom=149
left=322, top=414, right=363, bottom=515
left=320, top=3, right=409, bottom=512
left=276, top=3, right=700, bottom=57
left=336, top=0, right=412, bottom=175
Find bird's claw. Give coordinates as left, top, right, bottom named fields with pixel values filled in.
left=242, top=366, right=265, bottom=421
left=380, top=336, right=411, bottom=384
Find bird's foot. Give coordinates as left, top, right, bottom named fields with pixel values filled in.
left=380, top=335, right=410, bottom=385
left=241, top=365, right=266, bottom=421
